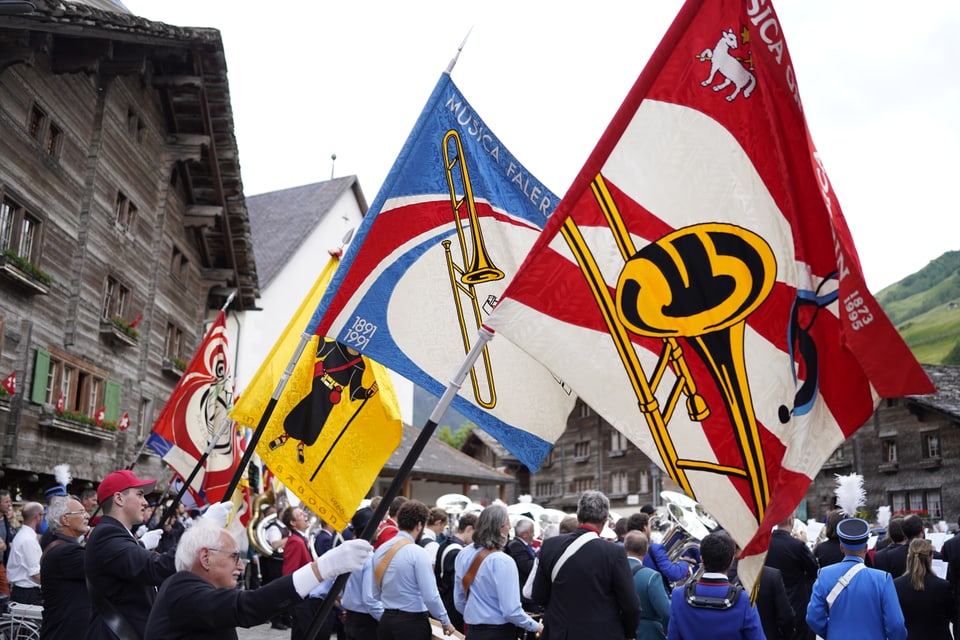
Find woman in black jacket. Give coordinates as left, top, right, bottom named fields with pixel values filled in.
left=893, top=537, right=954, bottom=640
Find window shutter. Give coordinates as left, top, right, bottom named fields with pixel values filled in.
left=104, top=379, right=122, bottom=421
left=31, top=348, right=50, bottom=404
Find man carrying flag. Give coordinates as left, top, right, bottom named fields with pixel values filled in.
left=485, top=0, right=933, bottom=594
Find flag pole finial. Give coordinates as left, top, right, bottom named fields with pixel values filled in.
left=445, top=26, right=473, bottom=74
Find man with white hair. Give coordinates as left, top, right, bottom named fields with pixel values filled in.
left=145, top=520, right=372, bottom=639
left=40, top=495, right=91, bottom=640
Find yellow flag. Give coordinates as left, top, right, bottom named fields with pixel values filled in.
left=230, top=258, right=402, bottom=531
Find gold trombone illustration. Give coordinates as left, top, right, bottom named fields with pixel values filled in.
left=561, top=175, right=776, bottom=521
left=441, top=129, right=503, bottom=409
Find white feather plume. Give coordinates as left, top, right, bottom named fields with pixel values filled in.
left=876, top=505, right=892, bottom=529
left=834, top=473, right=865, bottom=517
left=54, top=463, right=72, bottom=488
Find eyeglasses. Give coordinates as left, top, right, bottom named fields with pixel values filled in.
left=63, top=510, right=88, bottom=517
left=208, top=548, right=242, bottom=563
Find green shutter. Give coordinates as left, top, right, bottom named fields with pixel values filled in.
left=104, top=379, right=122, bottom=421
left=31, top=348, right=50, bottom=405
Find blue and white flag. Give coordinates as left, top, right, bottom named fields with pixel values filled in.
left=309, top=73, right=575, bottom=469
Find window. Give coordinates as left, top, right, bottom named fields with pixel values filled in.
left=26, top=103, right=62, bottom=158
left=572, top=477, right=594, bottom=494
left=927, top=492, right=943, bottom=519
left=102, top=275, right=131, bottom=321
left=882, top=438, right=897, bottom=463
left=138, top=397, right=152, bottom=439
left=922, top=431, right=941, bottom=458
left=578, top=401, right=591, bottom=418
left=891, top=493, right=906, bottom=513
left=638, top=469, right=650, bottom=494
left=127, top=108, right=147, bottom=144
left=610, top=430, right=629, bottom=452
left=573, top=440, right=590, bottom=460
left=610, top=471, right=629, bottom=495
left=114, top=191, right=137, bottom=232
left=31, top=347, right=119, bottom=421
left=827, top=447, right=844, bottom=463
left=165, top=323, right=184, bottom=360
left=171, top=246, right=189, bottom=281
left=534, top=481, right=556, bottom=498
left=0, top=196, right=42, bottom=263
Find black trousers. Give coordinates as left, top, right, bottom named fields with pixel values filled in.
left=344, top=610, right=379, bottom=640
left=378, top=609, right=430, bottom=640
left=466, top=623, right=518, bottom=640
left=10, top=585, right=41, bottom=605
left=291, top=597, right=335, bottom=640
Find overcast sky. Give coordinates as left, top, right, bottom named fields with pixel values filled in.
left=125, top=0, right=959, bottom=293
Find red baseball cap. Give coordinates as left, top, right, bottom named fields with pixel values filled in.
left=96, top=470, right=155, bottom=504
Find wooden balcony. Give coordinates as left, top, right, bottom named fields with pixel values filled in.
left=99, top=320, right=139, bottom=347
left=0, top=254, right=50, bottom=295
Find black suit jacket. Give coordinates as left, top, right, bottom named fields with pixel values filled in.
left=874, top=542, right=909, bottom=577
left=40, top=535, right=90, bottom=640
left=893, top=572, right=955, bottom=640
left=145, top=570, right=301, bottom=640
left=765, top=529, right=818, bottom=624
left=756, top=566, right=795, bottom=640
left=83, top=515, right=177, bottom=640
left=532, top=528, right=640, bottom=640
left=506, top=537, right=536, bottom=605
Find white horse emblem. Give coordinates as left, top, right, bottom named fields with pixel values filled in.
left=699, top=29, right=756, bottom=101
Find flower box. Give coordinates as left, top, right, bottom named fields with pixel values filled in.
left=39, top=413, right=117, bottom=441
left=0, top=253, right=50, bottom=295
left=161, top=357, right=186, bottom=378
left=99, top=319, right=139, bottom=347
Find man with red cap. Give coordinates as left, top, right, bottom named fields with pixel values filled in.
left=83, top=470, right=175, bottom=640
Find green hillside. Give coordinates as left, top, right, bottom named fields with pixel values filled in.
left=875, top=250, right=960, bottom=364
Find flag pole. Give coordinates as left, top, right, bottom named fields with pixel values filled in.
left=222, top=333, right=313, bottom=499
left=305, top=326, right=494, bottom=640
left=445, top=26, right=473, bottom=74
left=154, top=414, right=237, bottom=529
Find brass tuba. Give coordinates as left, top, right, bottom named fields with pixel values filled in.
left=648, top=491, right=717, bottom=566
left=246, top=487, right=290, bottom=557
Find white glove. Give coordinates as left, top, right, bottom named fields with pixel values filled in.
left=199, top=501, right=234, bottom=528
left=140, top=528, right=163, bottom=551
left=135, top=524, right=148, bottom=538
left=314, top=539, right=373, bottom=580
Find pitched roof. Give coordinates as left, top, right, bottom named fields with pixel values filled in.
left=382, top=424, right=515, bottom=485
left=910, top=364, right=960, bottom=418
left=246, top=177, right=366, bottom=287
left=468, top=428, right=517, bottom=461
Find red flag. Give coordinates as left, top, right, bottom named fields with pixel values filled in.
left=95, top=407, right=106, bottom=426
left=1, top=371, right=15, bottom=396
left=486, top=0, right=933, bottom=593
left=56, top=392, right=64, bottom=413
left=118, top=412, right=130, bottom=431
left=129, top=314, right=143, bottom=328
left=150, top=311, right=239, bottom=504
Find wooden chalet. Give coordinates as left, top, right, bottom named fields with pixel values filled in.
left=0, top=0, right=258, bottom=498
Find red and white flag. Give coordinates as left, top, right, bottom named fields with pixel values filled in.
left=95, top=406, right=106, bottom=426
left=1, top=371, right=15, bottom=396
left=486, top=0, right=933, bottom=593
left=56, top=392, right=65, bottom=413
left=149, top=311, right=240, bottom=504
left=118, top=412, right=130, bottom=431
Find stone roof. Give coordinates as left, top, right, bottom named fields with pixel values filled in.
left=246, top=177, right=366, bottom=287
left=910, top=364, right=960, bottom=418
left=468, top=427, right=516, bottom=461
left=382, top=424, right=515, bottom=485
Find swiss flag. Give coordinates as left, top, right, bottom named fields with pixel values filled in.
left=118, top=412, right=130, bottom=431
left=95, top=406, right=106, bottom=426
left=1, top=371, right=15, bottom=396
left=56, top=392, right=65, bottom=413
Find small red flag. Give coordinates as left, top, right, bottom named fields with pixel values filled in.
left=1, top=371, right=15, bottom=396
left=95, top=406, right=106, bottom=426
left=56, top=392, right=65, bottom=413
left=129, top=314, right=143, bottom=328
left=118, top=412, right=130, bottom=431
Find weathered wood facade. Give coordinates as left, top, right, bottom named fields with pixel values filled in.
left=0, top=1, right=258, bottom=499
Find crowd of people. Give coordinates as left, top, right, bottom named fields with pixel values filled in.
left=0, top=475, right=958, bottom=640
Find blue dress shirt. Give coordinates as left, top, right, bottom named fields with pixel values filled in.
left=343, top=555, right=384, bottom=620
left=372, top=531, right=450, bottom=625
left=454, top=544, right=539, bottom=632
